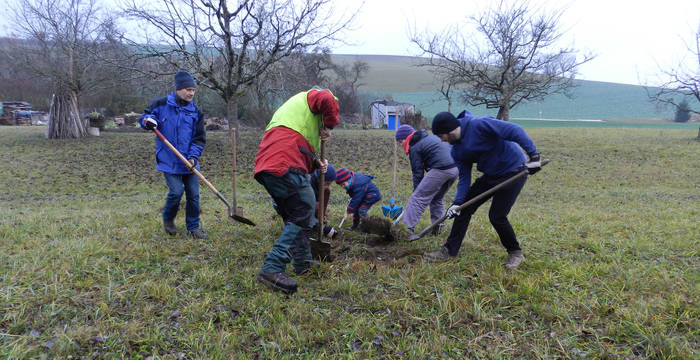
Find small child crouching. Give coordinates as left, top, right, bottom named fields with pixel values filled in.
left=335, top=167, right=382, bottom=230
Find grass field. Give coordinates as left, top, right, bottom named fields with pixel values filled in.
left=333, top=54, right=689, bottom=123
left=1, top=125, right=698, bottom=359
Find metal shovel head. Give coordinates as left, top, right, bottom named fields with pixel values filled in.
left=228, top=207, right=256, bottom=226
left=381, top=205, right=392, bottom=216
left=309, top=237, right=333, bottom=262
left=390, top=206, right=403, bottom=219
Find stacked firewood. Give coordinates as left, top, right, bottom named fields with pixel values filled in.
left=46, top=92, right=87, bottom=139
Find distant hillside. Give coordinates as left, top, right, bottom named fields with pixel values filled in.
left=332, top=54, right=671, bottom=121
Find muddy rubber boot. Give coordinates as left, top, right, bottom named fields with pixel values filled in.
left=189, top=228, right=209, bottom=239
left=163, top=220, right=177, bottom=235
left=504, top=250, right=525, bottom=269
left=423, top=246, right=451, bottom=262
left=257, top=271, right=297, bottom=294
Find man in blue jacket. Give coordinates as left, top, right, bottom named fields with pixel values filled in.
left=424, top=111, right=542, bottom=269
left=395, top=125, right=458, bottom=240
left=140, top=70, right=208, bottom=239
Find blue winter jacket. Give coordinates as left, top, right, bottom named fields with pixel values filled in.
left=450, top=110, right=538, bottom=205
left=408, top=129, right=455, bottom=190
left=344, top=172, right=381, bottom=213
left=140, top=92, right=206, bottom=174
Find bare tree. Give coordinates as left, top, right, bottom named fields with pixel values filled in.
left=431, top=68, right=460, bottom=113
left=646, top=24, right=700, bottom=117
left=243, top=47, right=334, bottom=126
left=330, top=58, right=369, bottom=114
left=9, top=0, right=116, bottom=138
left=410, top=0, right=594, bottom=121
left=122, top=0, right=361, bottom=129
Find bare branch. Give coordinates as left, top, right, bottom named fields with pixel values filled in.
left=647, top=24, right=700, bottom=115
left=410, top=0, right=595, bottom=120
left=120, top=0, right=360, bottom=126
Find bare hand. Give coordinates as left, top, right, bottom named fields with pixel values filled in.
left=317, top=158, right=328, bottom=173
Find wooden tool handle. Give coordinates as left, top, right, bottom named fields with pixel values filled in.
left=318, top=139, right=326, bottom=240
left=153, top=129, right=224, bottom=200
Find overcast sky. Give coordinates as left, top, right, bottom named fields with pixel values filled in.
left=2, top=0, right=698, bottom=86
left=332, top=0, right=700, bottom=86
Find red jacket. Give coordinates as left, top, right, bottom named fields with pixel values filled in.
left=254, top=89, right=339, bottom=177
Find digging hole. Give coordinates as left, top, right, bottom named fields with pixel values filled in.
left=338, top=215, right=410, bottom=245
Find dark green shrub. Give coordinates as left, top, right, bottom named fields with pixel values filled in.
left=674, top=99, right=690, bottom=123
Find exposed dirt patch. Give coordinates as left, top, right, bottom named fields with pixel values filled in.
left=357, top=215, right=410, bottom=243
left=326, top=216, right=416, bottom=262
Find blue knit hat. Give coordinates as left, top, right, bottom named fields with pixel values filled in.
left=432, top=112, right=459, bottom=135
left=395, top=124, right=414, bottom=141
left=174, top=70, right=196, bottom=90
left=335, top=167, right=352, bottom=184
left=324, top=163, right=336, bottom=182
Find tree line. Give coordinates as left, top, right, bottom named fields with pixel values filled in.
left=1, top=0, right=369, bottom=138
left=2, top=0, right=697, bottom=139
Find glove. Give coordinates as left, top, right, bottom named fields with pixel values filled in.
left=526, top=153, right=541, bottom=175
left=446, top=204, right=461, bottom=219
left=188, top=157, right=198, bottom=170
left=144, top=117, right=157, bottom=130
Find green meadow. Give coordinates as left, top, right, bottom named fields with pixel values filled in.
left=1, top=125, right=698, bottom=358
left=334, top=54, right=687, bottom=122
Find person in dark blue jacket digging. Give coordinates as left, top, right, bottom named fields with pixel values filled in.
left=394, top=125, right=458, bottom=240
left=139, top=70, right=208, bottom=239
left=423, top=110, right=542, bottom=269
left=335, top=167, right=382, bottom=230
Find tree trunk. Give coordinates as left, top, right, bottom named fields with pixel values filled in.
left=46, top=91, right=87, bottom=139
left=496, top=105, right=510, bottom=121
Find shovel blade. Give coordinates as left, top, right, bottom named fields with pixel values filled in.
left=309, top=237, right=333, bottom=262
left=390, top=206, right=403, bottom=219
left=381, top=205, right=391, bottom=216
left=228, top=206, right=256, bottom=226
left=230, top=214, right=256, bottom=226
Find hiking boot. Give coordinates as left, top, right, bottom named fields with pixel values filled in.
left=163, top=220, right=177, bottom=235
left=189, top=228, right=209, bottom=239
left=423, top=246, right=452, bottom=261
left=504, top=250, right=525, bottom=269
left=257, top=271, right=298, bottom=294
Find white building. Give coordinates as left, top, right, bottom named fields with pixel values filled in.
left=369, top=100, right=415, bottom=129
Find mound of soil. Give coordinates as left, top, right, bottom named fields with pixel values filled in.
left=338, top=215, right=410, bottom=244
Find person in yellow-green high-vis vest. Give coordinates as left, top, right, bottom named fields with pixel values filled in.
left=253, top=88, right=339, bottom=294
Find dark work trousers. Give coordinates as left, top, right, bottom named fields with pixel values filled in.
left=256, top=170, right=317, bottom=274
left=444, top=167, right=528, bottom=256
left=353, top=191, right=381, bottom=220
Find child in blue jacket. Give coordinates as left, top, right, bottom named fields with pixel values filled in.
left=335, top=167, right=382, bottom=230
